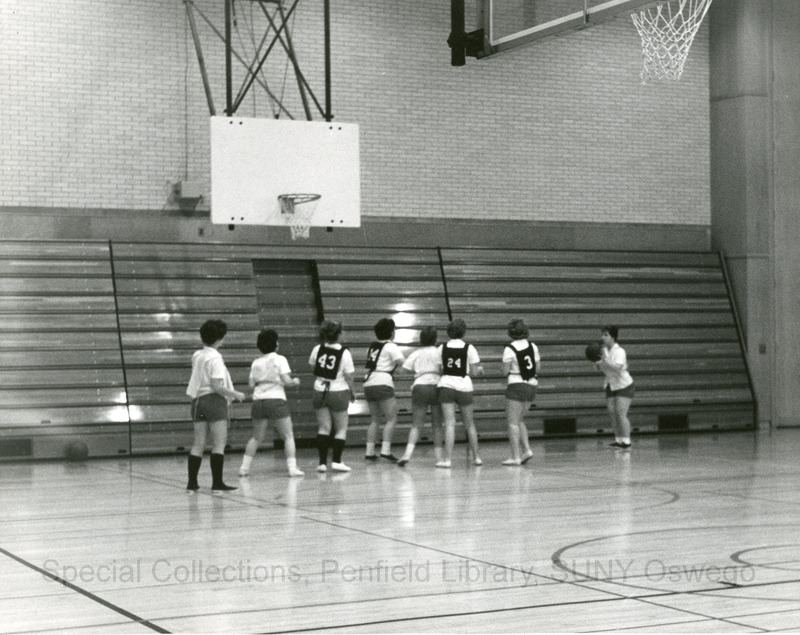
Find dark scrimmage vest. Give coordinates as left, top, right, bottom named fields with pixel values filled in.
left=441, top=343, right=469, bottom=378
left=364, top=341, right=387, bottom=378
left=509, top=342, right=537, bottom=381
left=314, top=344, right=345, bottom=380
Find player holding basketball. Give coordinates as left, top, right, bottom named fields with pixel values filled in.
left=502, top=318, right=540, bottom=465
left=397, top=326, right=443, bottom=466
left=239, top=329, right=304, bottom=478
left=309, top=320, right=355, bottom=472
left=363, top=318, right=405, bottom=462
left=437, top=318, right=484, bottom=468
left=595, top=325, right=635, bottom=449
left=185, top=319, right=245, bottom=492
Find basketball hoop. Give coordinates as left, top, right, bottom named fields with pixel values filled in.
left=278, top=193, right=320, bottom=240
left=631, top=0, right=713, bottom=83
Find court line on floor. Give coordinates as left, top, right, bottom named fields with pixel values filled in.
left=0, top=546, right=170, bottom=634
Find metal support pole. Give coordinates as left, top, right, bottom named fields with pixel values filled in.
left=225, top=0, right=233, bottom=115
left=185, top=1, right=216, bottom=116
left=450, top=0, right=466, bottom=66
left=324, top=0, right=332, bottom=122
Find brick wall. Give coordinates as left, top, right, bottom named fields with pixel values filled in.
left=0, top=0, right=710, bottom=225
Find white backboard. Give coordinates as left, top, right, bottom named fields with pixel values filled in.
left=210, top=117, right=361, bottom=227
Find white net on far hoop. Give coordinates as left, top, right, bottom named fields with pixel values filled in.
left=278, top=193, right=321, bottom=240
left=631, top=0, right=713, bottom=83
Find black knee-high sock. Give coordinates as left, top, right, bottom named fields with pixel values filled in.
left=332, top=438, right=345, bottom=463
left=187, top=454, right=202, bottom=489
left=317, top=434, right=330, bottom=465
left=210, top=453, right=236, bottom=490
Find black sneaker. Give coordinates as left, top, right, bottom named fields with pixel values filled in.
left=397, top=458, right=409, bottom=467
left=617, top=443, right=631, bottom=449
left=380, top=453, right=399, bottom=462
left=364, top=454, right=378, bottom=461
left=211, top=483, right=237, bottom=492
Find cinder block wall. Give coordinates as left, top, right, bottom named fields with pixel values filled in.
left=0, top=1, right=710, bottom=229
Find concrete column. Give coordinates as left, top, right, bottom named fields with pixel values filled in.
left=709, top=0, right=800, bottom=427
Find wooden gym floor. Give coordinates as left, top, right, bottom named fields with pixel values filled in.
left=1, top=430, right=799, bottom=634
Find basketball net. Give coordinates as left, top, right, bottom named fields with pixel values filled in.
left=631, top=0, right=713, bottom=83
left=278, top=194, right=320, bottom=240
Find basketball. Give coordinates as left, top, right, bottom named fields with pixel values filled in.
left=585, top=341, right=603, bottom=362
left=64, top=441, right=89, bottom=462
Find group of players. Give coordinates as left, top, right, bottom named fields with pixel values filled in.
left=185, top=317, right=634, bottom=492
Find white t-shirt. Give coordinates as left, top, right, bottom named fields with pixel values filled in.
left=503, top=339, right=541, bottom=386
left=309, top=343, right=355, bottom=392
left=436, top=339, right=480, bottom=392
left=250, top=352, right=292, bottom=401
left=402, top=346, right=442, bottom=387
left=186, top=346, right=234, bottom=401
left=599, top=342, right=634, bottom=391
left=363, top=340, right=405, bottom=388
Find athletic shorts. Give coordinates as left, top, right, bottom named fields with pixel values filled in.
left=411, top=384, right=439, bottom=407
left=438, top=387, right=474, bottom=406
left=313, top=389, right=350, bottom=413
left=191, top=393, right=228, bottom=423
left=251, top=398, right=290, bottom=421
left=505, top=383, right=537, bottom=403
left=364, top=385, right=395, bottom=403
left=606, top=383, right=635, bottom=399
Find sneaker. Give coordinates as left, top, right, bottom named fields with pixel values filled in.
left=502, top=458, right=521, bottom=466
left=331, top=462, right=351, bottom=472
left=186, top=483, right=199, bottom=492
left=474, top=457, right=483, bottom=466
left=435, top=460, right=451, bottom=469
left=364, top=454, right=378, bottom=461
left=520, top=451, right=534, bottom=465
left=211, top=483, right=237, bottom=492
left=397, top=458, right=409, bottom=467
left=288, top=467, right=305, bottom=477
left=617, top=442, right=631, bottom=449
left=317, top=464, right=327, bottom=473
left=380, top=453, right=399, bottom=463
left=608, top=441, right=623, bottom=447
left=238, top=467, right=250, bottom=477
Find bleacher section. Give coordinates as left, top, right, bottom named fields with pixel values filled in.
left=0, top=240, right=129, bottom=458
left=439, top=248, right=755, bottom=436
left=111, top=242, right=261, bottom=453
left=0, top=240, right=755, bottom=460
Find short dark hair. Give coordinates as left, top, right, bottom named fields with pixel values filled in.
left=257, top=329, right=279, bottom=354
left=602, top=324, right=619, bottom=341
left=200, top=319, right=227, bottom=346
left=446, top=318, right=467, bottom=339
left=319, top=320, right=343, bottom=343
left=374, top=317, right=396, bottom=340
left=507, top=318, right=529, bottom=340
left=419, top=326, right=438, bottom=346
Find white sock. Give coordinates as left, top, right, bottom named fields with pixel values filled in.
left=381, top=441, right=391, bottom=455
left=286, top=457, right=297, bottom=470
left=241, top=455, right=253, bottom=470
left=365, top=442, right=376, bottom=455
left=434, top=446, right=443, bottom=461
left=403, top=442, right=415, bottom=459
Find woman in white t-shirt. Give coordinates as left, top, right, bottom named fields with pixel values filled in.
left=309, top=320, right=355, bottom=472
left=437, top=318, right=484, bottom=468
left=363, top=317, right=405, bottom=461
left=502, top=318, right=540, bottom=466
left=185, top=319, right=245, bottom=492
left=398, top=326, right=442, bottom=466
left=239, top=329, right=303, bottom=478
left=595, top=324, right=635, bottom=449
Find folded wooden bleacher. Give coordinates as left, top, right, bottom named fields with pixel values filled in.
left=0, top=240, right=756, bottom=460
